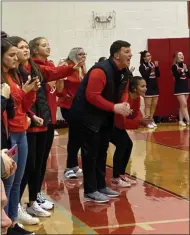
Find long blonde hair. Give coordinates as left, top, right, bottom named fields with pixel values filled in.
left=66, top=47, right=86, bottom=79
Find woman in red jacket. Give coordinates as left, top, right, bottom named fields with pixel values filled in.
left=28, top=37, right=64, bottom=210
left=8, top=36, right=84, bottom=223
left=57, top=47, right=87, bottom=179
left=1, top=39, right=39, bottom=234
left=111, top=76, right=152, bottom=187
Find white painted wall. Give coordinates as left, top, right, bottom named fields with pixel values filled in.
left=2, top=1, right=189, bottom=75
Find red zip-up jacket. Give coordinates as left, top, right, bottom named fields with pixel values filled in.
left=26, top=58, right=72, bottom=131
left=33, top=59, right=58, bottom=125
left=57, top=63, right=83, bottom=110
left=6, top=73, right=36, bottom=132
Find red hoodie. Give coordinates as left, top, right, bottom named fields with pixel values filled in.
left=57, top=63, right=84, bottom=110
left=6, top=73, right=36, bottom=132
left=25, top=58, right=70, bottom=129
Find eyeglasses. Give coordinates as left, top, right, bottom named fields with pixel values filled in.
left=77, top=53, right=87, bottom=56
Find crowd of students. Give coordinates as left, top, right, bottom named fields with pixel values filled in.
left=1, top=30, right=189, bottom=235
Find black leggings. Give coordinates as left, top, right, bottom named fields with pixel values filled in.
left=110, top=127, right=133, bottom=178
left=61, top=108, right=80, bottom=168
left=38, top=124, right=55, bottom=193
left=20, top=131, right=47, bottom=201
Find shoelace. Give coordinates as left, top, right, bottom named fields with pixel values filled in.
left=37, top=193, right=46, bottom=203
left=33, top=203, right=45, bottom=211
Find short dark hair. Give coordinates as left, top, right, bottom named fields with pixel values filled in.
left=98, top=57, right=107, bottom=62
left=129, top=76, right=145, bottom=93
left=110, top=40, right=131, bottom=57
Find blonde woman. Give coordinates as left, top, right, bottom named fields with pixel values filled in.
left=57, top=48, right=87, bottom=179
left=171, top=52, right=190, bottom=126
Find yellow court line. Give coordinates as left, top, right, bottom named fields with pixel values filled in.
left=91, top=218, right=190, bottom=230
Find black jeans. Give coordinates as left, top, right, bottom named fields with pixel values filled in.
left=61, top=108, right=81, bottom=169
left=38, top=124, right=55, bottom=193
left=110, top=127, right=133, bottom=178
left=68, top=122, right=111, bottom=193
left=61, top=108, right=70, bottom=122
left=20, top=131, right=47, bottom=201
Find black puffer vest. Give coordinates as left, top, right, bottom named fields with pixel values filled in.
left=69, top=58, right=128, bottom=132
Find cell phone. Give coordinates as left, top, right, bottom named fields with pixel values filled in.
left=7, top=144, right=18, bottom=158
left=29, top=77, right=37, bottom=84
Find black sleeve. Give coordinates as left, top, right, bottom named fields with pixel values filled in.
left=171, top=64, right=182, bottom=81
left=1, top=96, right=8, bottom=113
left=139, top=64, right=151, bottom=80
left=155, top=66, right=160, bottom=77
left=185, top=66, right=190, bottom=78
left=6, top=96, right=15, bottom=119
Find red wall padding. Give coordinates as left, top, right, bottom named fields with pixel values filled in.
left=148, top=37, right=190, bottom=117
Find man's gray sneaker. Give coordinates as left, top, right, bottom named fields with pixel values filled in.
left=84, top=191, right=110, bottom=203
left=99, top=187, right=120, bottom=198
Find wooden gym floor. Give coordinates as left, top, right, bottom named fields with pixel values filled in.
left=23, top=123, right=189, bottom=234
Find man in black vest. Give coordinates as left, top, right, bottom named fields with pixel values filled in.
left=68, top=40, right=132, bottom=203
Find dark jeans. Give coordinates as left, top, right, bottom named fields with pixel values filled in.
left=3, top=132, right=28, bottom=221
left=110, top=127, right=133, bottom=178
left=68, top=122, right=111, bottom=193
left=38, top=124, right=55, bottom=193
left=60, top=108, right=70, bottom=122
left=61, top=108, right=81, bottom=169
left=20, top=131, right=47, bottom=201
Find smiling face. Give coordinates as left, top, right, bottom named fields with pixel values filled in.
left=136, top=79, right=147, bottom=97
left=36, top=38, right=51, bottom=58
left=2, top=46, right=18, bottom=71
left=176, top=52, right=184, bottom=62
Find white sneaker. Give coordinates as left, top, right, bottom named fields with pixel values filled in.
left=18, top=204, right=40, bottom=225
left=54, top=130, right=59, bottom=136
left=74, top=168, right=83, bottom=177
left=120, top=176, right=137, bottom=185
left=26, top=201, right=51, bottom=217
left=64, top=169, right=77, bottom=179
left=179, top=121, right=186, bottom=127
left=152, top=122, right=157, bottom=127
left=111, top=178, right=131, bottom=188
left=37, top=193, right=54, bottom=210
left=147, top=123, right=154, bottom=129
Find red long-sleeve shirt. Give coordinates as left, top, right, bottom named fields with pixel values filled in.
left=7, top=73, right=36, bottom=132
left=84, top=68, right=142, bottom=130
left=85, top=69, right=115, bottom=111
left=57, top=64, right=83, bottom=109
left=33, top=58, right=74, bottom=82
